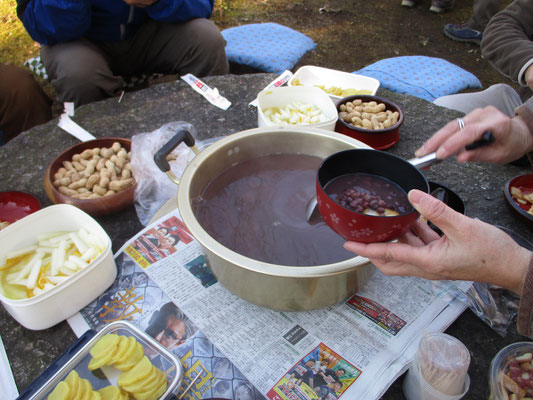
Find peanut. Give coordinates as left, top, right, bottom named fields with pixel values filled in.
left=85, top=173, right=99, bottom=190
left=58, top=186, right=78, bottom=197
left=339, top=99, right=399, bottom=131
left=92, top=185, right=107, bottom=196
left=80, top=149, right=93, bottom=159
left=53, top=142, right=135, bottom=199
left=100, top=147, right=113, bottom=159
left=109, top=178, right=134, bottom=191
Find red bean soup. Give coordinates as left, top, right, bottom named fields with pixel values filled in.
left=193, top=154, right=354, bottom=266
left=324, top=173, right=412, bottom=216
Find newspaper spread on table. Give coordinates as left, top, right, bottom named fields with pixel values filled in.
left=68, top=208, right=468, bottom=400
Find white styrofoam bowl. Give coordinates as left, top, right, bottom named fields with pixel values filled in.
left=288, top=65, right=380, bottom=105
left=0, top=204, right=116, bottom=330
left=257, top=86, right=338, bottom=131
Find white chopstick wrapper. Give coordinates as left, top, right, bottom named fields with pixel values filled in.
left=249, top=69, right=293, bottom=108
left=58, top=113, right=96, bottom=142
left=181, top=73, right=231, bottom=110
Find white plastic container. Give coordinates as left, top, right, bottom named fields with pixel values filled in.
left=0, top=204, right=116, bottom=330
left=288, top=65, right=380, bottom=105
left=403, top=333, right=471, bottom=400
left=257, top=86, right=338, bottom=131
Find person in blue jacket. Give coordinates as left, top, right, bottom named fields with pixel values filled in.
left=16, top=0, right=229, bottom=106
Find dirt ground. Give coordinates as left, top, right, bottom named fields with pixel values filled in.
left=218, top=0, right=515, bottom=91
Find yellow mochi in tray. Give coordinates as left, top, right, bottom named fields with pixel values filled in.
left=134, top=370, right=168, bottom=400
left=125, top=367, right=162, bottom=394
left=48, top=381, right=70, bottom=400
left=97, top=385, right=128, bottom=400
left=117, top=356, right=154, bottom=387
left=110, top=336, right=130, bottom=364
left=114, top=340, right=144, bottom=371
left=88, top=334, right=120, bottom=370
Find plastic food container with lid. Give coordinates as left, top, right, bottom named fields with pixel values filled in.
left=0, top=204, right=116, bottom=330
left=18, top=321, right=184, bottom=400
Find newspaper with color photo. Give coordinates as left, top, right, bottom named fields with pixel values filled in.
left=68, top=208, right=467, bottom=399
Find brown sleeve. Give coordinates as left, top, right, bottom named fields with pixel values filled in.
left=517, top=255, right=533, bottom=337
left=481, top=0, right=533, bottom=85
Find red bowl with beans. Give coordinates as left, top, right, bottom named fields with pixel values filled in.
left=316, top=149, right=429, bottom=243
left=335, top=95, right=404, bottom=150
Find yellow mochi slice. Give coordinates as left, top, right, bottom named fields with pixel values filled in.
left=64, top=370, right=81, bottom=399
left=90, top=391, right=102, bottom=400
left=112, top=336, right=137, bottom=366
left=48, top=381, right=71, bottom=400
left=88, top=335, right=121, bottom=371
left=90, top=334, right=120, bottom=360
left=124, top=367, right=161, bottom=394
left=78, top=379, right=94, bottom=400
left=97, top=385, right=123, bottom=400
left=117, top=356, right=154, bottom=388
left=110, top=336, right=131, bottom=365
left=114, top=341, right=144, bottom=371
left=132, top=369, right=168, bottom=400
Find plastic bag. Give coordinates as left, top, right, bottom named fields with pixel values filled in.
left=433, top=280, right=519, bottom=337
left=130, top=121, right=218, bottom=226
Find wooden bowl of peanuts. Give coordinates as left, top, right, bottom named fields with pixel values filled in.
left=44, top=138, right=136, bottom=217
left=335, top=95, right=404, bottom=150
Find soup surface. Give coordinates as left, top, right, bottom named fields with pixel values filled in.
left=193, top=154, right=355, bottom=266
left=324, top=173, right=412, bottom=216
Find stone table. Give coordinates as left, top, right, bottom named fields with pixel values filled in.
left=1, top=73, right=531, bottom=399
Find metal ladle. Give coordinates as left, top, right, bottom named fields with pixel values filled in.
left=305, top=131, right=495, bottom=222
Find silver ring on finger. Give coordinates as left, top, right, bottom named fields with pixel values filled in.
left=456, top=117, right=465, bottom=131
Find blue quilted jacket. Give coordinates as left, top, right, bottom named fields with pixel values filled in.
left=16, top=0, right=214, bottom=45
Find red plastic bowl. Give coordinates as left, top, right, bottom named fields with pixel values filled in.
left=335, top=95, right=404, bottom=150
left=316, top=149, right=429, bottom=243
left=0, top=191, right=41, bottom=224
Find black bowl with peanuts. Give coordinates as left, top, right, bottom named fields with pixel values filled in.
left=334, top=95, right=404, bottom=150
left=44, top=137, right=136, bottom=217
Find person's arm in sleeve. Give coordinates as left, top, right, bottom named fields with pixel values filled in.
left=17, top=0, right=92, bottom=45
left=144, top=0, right=214, bottom=22
left=481, top=0, right=533, bottom=88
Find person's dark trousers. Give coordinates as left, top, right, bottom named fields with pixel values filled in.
left=0, top=63, right=52, bottom=144
left=41, top=18, right=230, bottom=106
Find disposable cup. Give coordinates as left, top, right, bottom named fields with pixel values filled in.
left=403, top=332, right=471, bottom=400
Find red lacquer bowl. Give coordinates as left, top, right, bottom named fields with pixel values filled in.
left=505, top=174, right=533, bottom=225
left=0, top=191, right=41, bottom=224
left=316, top=149, right=428, bottom=243
left=335, top=95, right=404, bottom=150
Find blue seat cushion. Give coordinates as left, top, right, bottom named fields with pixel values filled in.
left=354, top=56, right=482, bottom=102
left=222, top=23, right=316, bottom=74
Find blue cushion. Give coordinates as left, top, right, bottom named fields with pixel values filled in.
left=354, top=56, right=482, bottom=102
left=222, top=23, right=316, bottom=73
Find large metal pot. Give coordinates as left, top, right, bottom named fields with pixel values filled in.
left=155, top=126, right=374, bottom=311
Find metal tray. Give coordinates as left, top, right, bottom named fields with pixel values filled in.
left=18, top=321, right=183, bottom=400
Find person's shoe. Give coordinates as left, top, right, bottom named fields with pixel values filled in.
left=429, top=0, right=454, bottom=13
left=401, top=0, right=417, bottom=8
left=444, top=23, right=482, bottom=45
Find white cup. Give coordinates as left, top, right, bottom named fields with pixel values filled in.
left=403, top=332, right=471, bottom=400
